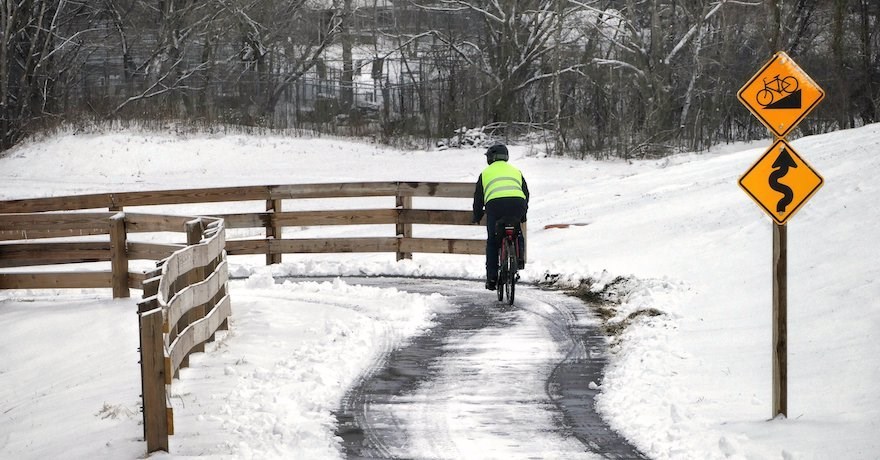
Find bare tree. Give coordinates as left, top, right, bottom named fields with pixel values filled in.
left=414, top=0, right=588, bottom=132
left=221, top=0, right=346, bottom=124
left=0, top=0, right=96, bottom=149
left=573, top=0, right=747, bottom=156
left=100, top=0, right=222, bottom=118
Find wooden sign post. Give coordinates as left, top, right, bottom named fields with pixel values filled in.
left=772, top=223, right=787, bottom=416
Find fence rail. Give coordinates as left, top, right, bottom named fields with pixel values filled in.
left=0, top=181, right=484, bottom=269
left=0, top=181, right=474, bottom=213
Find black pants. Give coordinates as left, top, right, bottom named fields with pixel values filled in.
left=484, top=197, right=527, bottom=281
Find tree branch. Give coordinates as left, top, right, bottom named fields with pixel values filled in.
left=663, top=0, right=728, bottom=65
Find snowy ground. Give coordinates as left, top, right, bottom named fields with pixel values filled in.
left=1, top=124, right=879, bottom=459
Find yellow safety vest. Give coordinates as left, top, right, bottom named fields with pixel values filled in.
left=482, top=162, right=526, bottom=203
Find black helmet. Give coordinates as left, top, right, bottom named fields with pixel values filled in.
left=485, top=144, right=509, bottom=164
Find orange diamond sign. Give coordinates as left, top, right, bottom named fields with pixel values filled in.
left=739, top=139, right=823, bottom=225
left=738, top=51, right=825, bottom=138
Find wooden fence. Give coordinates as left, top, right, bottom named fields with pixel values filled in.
left=0, top=181, right=485, bottom=267
left=137, top=217, right=230, bottom=453
left=0, top=181, right=483, bottom=454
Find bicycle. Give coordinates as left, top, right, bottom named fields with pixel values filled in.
left=756, top=74, right=799, bottom=107
left=495, top=219, right=522, bottom=305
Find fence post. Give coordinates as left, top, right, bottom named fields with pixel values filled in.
left=110, top=213, right=129, bottom=298
left=139, top=307, right=170, bottom=453
left=396, top=191, right=412, bottom=261
left=266, top=199, right=283, bottom=265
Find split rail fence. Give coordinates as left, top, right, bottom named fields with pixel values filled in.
left=0, top=181, right=484, bottom=454
left=0, top=181, right=484, bottom=266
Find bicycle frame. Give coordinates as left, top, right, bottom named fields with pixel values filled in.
left=763, top=75, right=785, bottom=93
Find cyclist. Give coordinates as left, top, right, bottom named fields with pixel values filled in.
left=472, top=143, right=529, bottom=290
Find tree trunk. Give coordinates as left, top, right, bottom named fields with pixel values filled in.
left=341, top=0, right=354, bottom=112
left=858, top=0, right=877, bottom=123
left=765, top=0, right=782, bottom=54
left=0, top=2, right=12, bottom=150
left=680, top=15, right=706, bottom=147
left=200, top=35, right=214, bottom=122
left=833, top=0, right=850, bottom=129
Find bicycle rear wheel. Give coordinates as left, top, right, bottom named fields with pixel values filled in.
left=505, top=240, right=516, bottom=305
left=496, top=244, right=504, bottom=301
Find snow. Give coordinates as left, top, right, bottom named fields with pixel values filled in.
left=1, top=124, right=879, bottom=459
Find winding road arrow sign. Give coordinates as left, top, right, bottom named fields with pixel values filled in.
left=739, top=139, right=823, bottom=225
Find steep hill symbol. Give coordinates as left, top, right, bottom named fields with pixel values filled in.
left=764, top=89, right=802, bottom=109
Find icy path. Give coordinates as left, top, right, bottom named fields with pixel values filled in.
left=334, top=278, right=644, bottom=459
left=390, top=308, right=592, bottom=458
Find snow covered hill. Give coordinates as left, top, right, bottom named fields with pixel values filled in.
left=1, top=125, right=879, bottom=459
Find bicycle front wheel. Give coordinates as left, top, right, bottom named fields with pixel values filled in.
left=782, top=75, right=799, bottom=93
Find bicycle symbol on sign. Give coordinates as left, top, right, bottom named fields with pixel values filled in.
left=756, top=74, right=799, bottom=107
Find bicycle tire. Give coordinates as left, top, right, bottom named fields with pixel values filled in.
left=496, top=242, right=505, bottom=301
left=505, top=240, right=516, bottom=305
left=756, top=88, right=774, bottom=106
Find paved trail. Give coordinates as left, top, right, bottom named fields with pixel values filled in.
left=329, top=278, right=647, bottom=459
